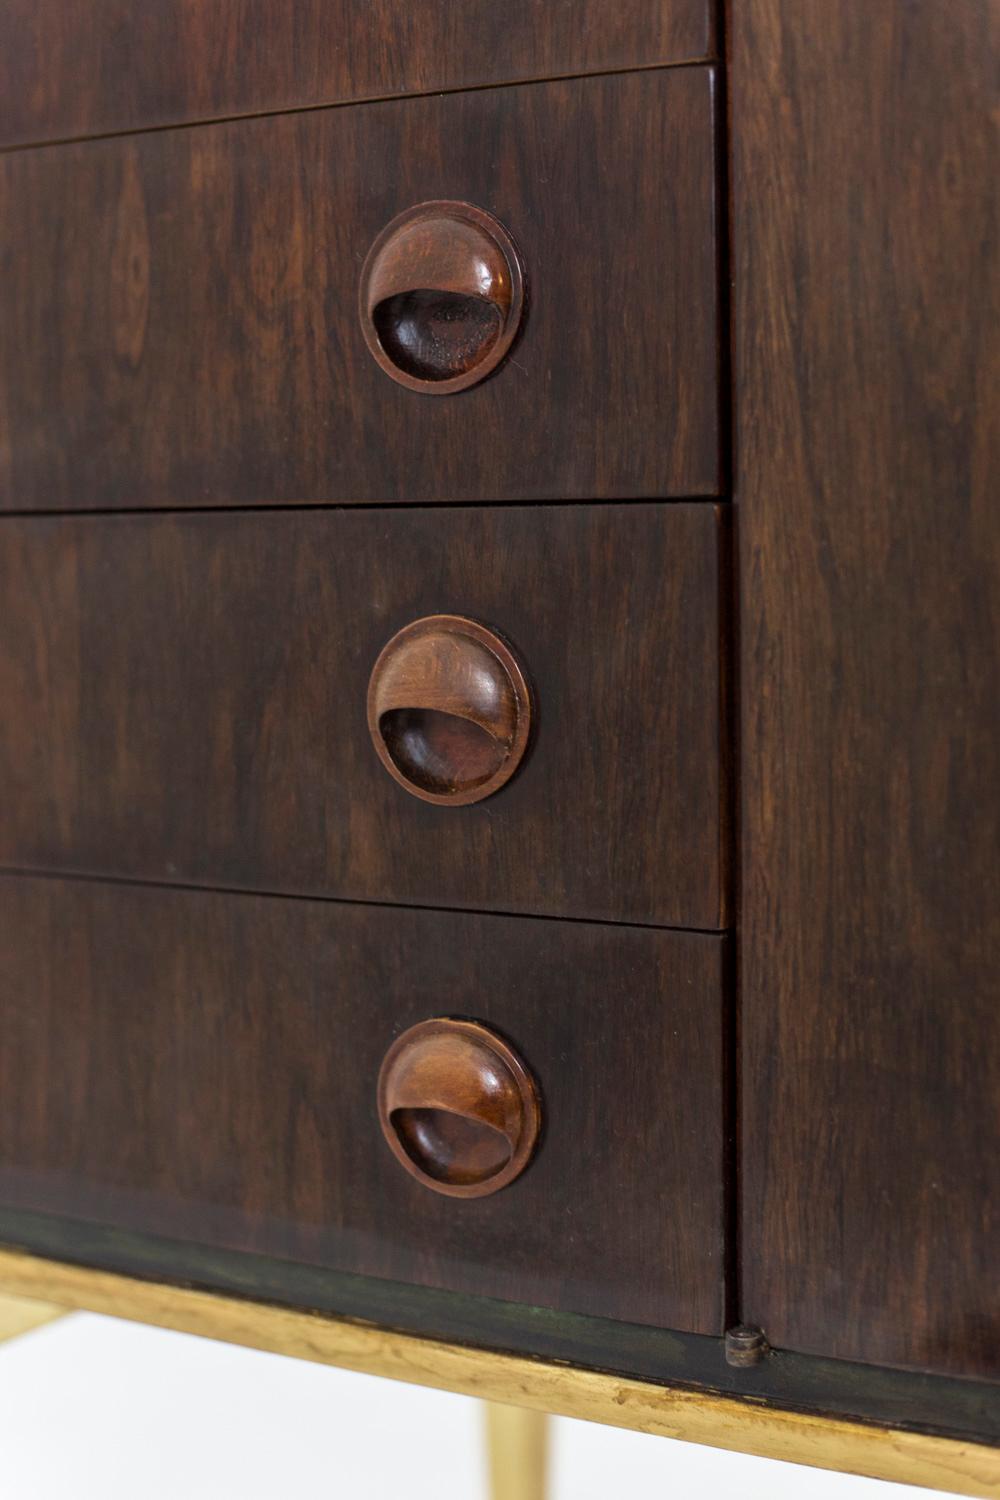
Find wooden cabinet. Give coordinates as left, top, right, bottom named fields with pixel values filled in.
left=0, top=504, right=729, bottom=927
left=0, top=68, right=722, bottom=511
left=1, top=0, right=998, bottom=1480
left=0, top=876, right=727, bottom=1335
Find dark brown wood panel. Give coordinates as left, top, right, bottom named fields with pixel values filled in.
left=0, top=69, right=722, bottom=511
left=0, top=504, right=729, bottom=929
left=0, top=876, right=727, bottom=1333
left=734, top=2, right=1000, bottom=1379
left=0, top=1, right=716, bottom=148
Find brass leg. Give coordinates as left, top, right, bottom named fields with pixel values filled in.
left=483, top=1401, right=549, bottom=1500
left=0, top=1290, right=66, bottom=1344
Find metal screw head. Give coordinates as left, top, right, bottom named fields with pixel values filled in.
left=725, top=1325, right=769, bottom=1368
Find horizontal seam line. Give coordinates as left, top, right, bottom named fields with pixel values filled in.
left=0, top=496, right=731, bottom=521
left=0, top=55, right=717, bottom=155
left=0, top=865, right=730, bottom=937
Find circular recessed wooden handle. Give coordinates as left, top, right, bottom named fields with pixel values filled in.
left=359, top=201, right=524, bottom=393
left=367, top=614, right=532, bottom=805
left=377, top=1019, right=541, bottom=1198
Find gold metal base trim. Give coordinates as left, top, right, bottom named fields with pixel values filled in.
left=0, top=1248, right=995, bottom=1497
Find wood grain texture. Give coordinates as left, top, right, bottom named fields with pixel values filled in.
left=359, top=201, right=525, bottom=394
left=1, top=1253, right=999, bottom=1498
left=0, top=1, right=716, bottom=149
left=376, top=1019, right=542, bottom=1198
left=0, top=69, right=722, bottom=510
left=0, top=876, right=727, bottom=1333
left=366, top=615, right=533, bottom=807
left=734, top=1, right=1000, bottom=1379
left=0, top=504, right=729, bottom=929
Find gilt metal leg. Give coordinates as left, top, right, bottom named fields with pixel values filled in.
left=483, top=1401, right=549, bottom=1500
left=0, top=1291, right=66, bottom=1344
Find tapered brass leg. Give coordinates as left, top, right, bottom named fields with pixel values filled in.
left=483, top=1401, right=549, bottom=1500
left=0, top=1291, right=66, bottom=1344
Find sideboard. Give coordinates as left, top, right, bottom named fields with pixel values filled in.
left=0, top=1, right=996, bottom=1493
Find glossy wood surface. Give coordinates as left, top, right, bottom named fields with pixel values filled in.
left=0, top=504, right=729, bottom=929
left=734, top=0, right=1000, bottom=1380
left=0, top=69, right=722, bottom=511
left=367, top=615, right=533, bottom=806
left=0, top=1, right=716, bottom=149
left=377, top=1019, right=541, bottom=1198
left=0, top=876, right=727, bottom=1333
left=359, top=202, right=525, bottom=393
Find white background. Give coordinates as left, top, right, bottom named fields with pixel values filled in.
left=0, top=1314, right=957, bottom=1498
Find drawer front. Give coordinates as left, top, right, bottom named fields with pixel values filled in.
left=0, top=504, right=729, bottom=929
left=0, top=2, right=716, bottom=148
left=0, top=68, right=721, bottom=511
left=0, top=876, right=727, bottom=1334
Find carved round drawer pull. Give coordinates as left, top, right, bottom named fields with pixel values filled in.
left=377, top=1019, right=541, bottom=1198
left=359, top=201, right=525, bottom=393
left=367, top=614, right=532, bottom=805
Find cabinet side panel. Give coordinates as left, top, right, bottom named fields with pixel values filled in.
left=734, top=1, right=1000, bottom=1377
